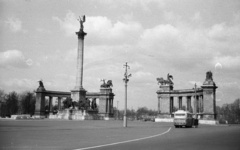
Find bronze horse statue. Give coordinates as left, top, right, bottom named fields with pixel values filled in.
left=157, top=73, right=174, bottom=85
left=100, top=79, right=113, bottom=88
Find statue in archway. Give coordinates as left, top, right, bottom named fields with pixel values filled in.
left=91, top=98, right=97, bottom=110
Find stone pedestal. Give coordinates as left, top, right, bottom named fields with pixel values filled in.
left=160, top=95, right=171, bottom=115
left=159, top=85, right=173, bottom=91
left=34, top=87, right=46, bottom=119
left=71, top=88, right=86, bottom=102
left=98, top=87, right=114, bottom=118
left=156, top=84, right=173, bottom=116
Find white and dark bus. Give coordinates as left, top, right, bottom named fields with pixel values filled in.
left=174, top=110, right=198, bottom=128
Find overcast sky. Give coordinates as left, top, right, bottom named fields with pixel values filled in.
left=0, top=0, right=240, bottom=110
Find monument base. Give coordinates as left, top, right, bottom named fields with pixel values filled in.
left=71, top=88, right=87, bottom=102
left=157, top=114, right=172, bottom=118
left=32, top=115, right=45, bottom=119
left=155, top=118, right=173, bottom=122
left=202, top=114, right=217, bottom=120
left=49, top=109, right=101, bottom=120
left=155, top=113, right=173, bottom=122
left=11, top=114, right=31, bottom=120
left=199, top=119, right=219, bottom=125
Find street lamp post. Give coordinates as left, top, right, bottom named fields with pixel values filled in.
left=194, top=83, right=197, bottom=118
left=123, top=62, right=131, bottom=127
left=117, top=101, right=119, bottom=120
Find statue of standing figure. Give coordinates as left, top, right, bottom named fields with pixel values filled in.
left=38, top=80, right=44, bottom=87
left=203, top=71, right=216, bottom=85
left=78, top=15, right=85, bottom=31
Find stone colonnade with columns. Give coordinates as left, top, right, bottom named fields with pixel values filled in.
left=156, top=73, right=218, bottom=121
left=35, top=86, right=114, bottom=119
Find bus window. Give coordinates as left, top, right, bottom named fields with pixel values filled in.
left=175, top=114, right=185, bottom=117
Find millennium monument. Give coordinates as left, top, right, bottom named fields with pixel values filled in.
left=156, top=71, right=218, bottom=124
left=35, top=16, right=115, bottom=120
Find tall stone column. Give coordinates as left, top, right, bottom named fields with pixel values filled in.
left=196, top=96, right=199, bottom=113
left=187, top=96, right=191, bottom=112
left=157, top=96, right=160, bottom=114
left=178, top=96, right=182, bottom=110
left=49, top=96, right=53, bottom=114
left=58, top=97, right=62, bottom=111
left=106, top=98, right=109, bottom=113
left=199, top=96, right=203, bottom=113
left=193, top=95, right=197, bottom=114
left=71, top=18, right=87, bottom=103
left=170, top=97, right=174, bottom=117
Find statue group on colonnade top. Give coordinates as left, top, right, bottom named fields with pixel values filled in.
left=100, top=79, right=113, bottom=88
left=157, top=73, right=174, bottom=86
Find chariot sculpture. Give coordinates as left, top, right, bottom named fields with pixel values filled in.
left=100, top=79, right=113, bottom=88
left=157, top=73, right=174, bottom=85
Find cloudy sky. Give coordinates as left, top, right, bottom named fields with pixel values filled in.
left=0, top=0, right=240, bottom=110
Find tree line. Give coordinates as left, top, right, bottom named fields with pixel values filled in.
left=0, top=90, right=36, bottom=117
left=216, top=99, right=240, bottom=124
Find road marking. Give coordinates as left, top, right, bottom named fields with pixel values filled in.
left=74, top=127, right=171, bottom=150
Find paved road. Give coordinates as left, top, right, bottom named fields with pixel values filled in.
left=90, top=125, right=240, bottom=150
left=0, top=119, right=239, bottom=150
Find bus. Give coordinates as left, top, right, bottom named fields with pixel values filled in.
left=174, top=110, right=198, bottom=128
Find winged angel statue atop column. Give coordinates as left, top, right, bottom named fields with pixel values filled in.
left=77, top=15, right=86, bottom=31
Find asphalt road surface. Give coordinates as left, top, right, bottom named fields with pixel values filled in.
left=0, top=119, right=239, bottom=150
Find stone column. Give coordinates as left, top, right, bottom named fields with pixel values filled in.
left=193, top=95, right=197, bottom=114
left=49, top=96, right=53, bottom=115
left=187, top=96, right=191, bottom=112
left=75, top=29, right=87, bottom=90
left=35, top=88, right=46, bottom=119
left=178, top=96, right=182, bottom=110
left=200, top=95, right=203, bottom=113
left=110, top=99, right=113, bottom=114
left=58, top=97, right=62, bottom=111
left=106, top=98, right=109, bottom=113
left=71, top=27, right=87, bottom=103
left=109, top=99, right=111, bottom=113
left=170, top=97, right=174, bottom=114
left=196, top=96, right=199, bottom=113
left=157, top=96, right=160, bottom=114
